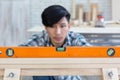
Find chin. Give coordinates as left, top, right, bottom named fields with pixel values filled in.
left=55, top=41, right=63, bottom=44
left=55, top=42, right=62, bottom=44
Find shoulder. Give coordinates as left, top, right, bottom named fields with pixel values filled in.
left=68, top=31, right=91, bottom=46
left=68, top=31, right=85, bottom=40
left=20, top=30, right=48, bottom=46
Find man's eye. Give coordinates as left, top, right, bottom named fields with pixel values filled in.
left=61, top=25, right=66, bottom=28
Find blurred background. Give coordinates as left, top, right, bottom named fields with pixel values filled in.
left=0, top=0, right=120, bottom=46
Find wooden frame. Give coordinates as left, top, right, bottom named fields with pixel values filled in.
left=0, top=58, right=120, bottom=80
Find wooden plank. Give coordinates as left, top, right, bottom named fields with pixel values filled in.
left=102, top=68, right=119, bottom=80
left=0, top=66, right=120, bottom=76
left=71, top=0, right=76, bottom=19
left=86, top=0, right=91, bottom=23
left=1, top=58, right=120, bottom=64
left=91, top=3, right=98, bottom=23
left=0, top=69, right=98, bottom=76
left=78, top=4, right=83, bottom=25
left=3, top=69, right=20, bottom=80
left=111, top=0, right=120, bottom=20
left=20, top=68, right=102, bottom=76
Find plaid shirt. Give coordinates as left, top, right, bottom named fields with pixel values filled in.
left=21, top=30, right=90, bottom=80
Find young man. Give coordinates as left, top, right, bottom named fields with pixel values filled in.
left=21, top=5, right=90, bottom=80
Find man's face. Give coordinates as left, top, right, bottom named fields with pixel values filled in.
left=45, top=17, right=70, bottom=47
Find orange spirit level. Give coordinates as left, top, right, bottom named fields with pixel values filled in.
left=0, top=46, right=119, bottom=58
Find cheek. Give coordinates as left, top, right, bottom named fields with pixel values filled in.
left=63, top=28, right=69, bottom=33
left=48, top=30, right=54, bottom=37
left=62, top=29, right=68, bottom=36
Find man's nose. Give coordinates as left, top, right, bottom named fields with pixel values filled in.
left=55, top=27, right=61, bottom=34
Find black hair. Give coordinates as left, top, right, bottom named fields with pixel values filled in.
left=41, top=5, right=70, bottom=27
